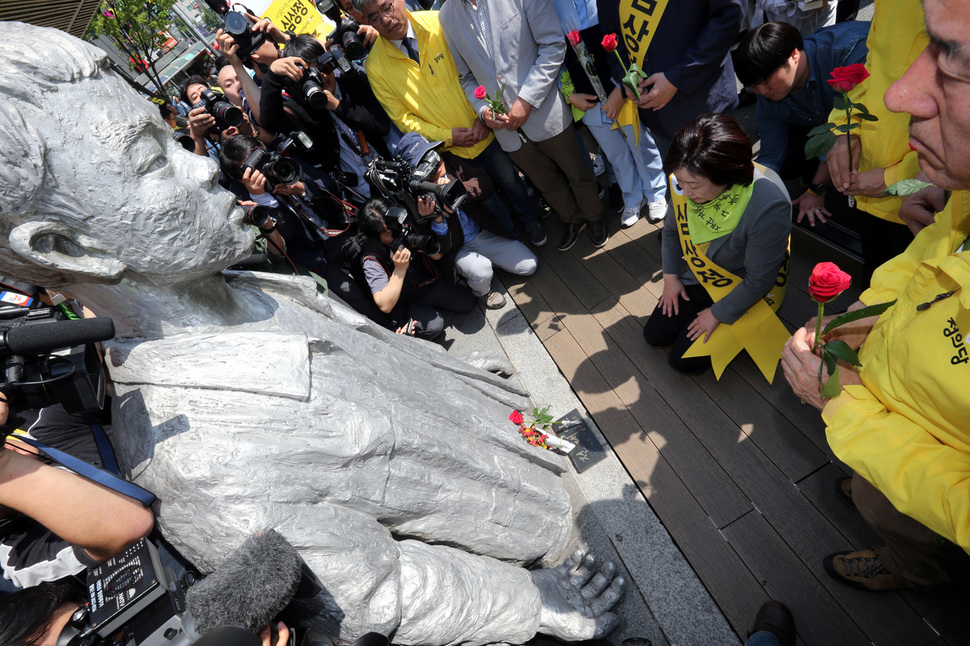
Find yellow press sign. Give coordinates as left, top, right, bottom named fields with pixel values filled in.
left=263, top=0, right=335, bottom=38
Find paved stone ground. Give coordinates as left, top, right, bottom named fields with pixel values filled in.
left=441, top=291, right=737, bottom=646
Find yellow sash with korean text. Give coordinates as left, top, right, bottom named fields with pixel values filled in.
left=671, top=175, right=791, bottom=383
left=617, top=0, right=670, bottom=70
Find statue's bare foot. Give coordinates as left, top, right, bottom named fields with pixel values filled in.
left=530, top=548, right=625, bottom=641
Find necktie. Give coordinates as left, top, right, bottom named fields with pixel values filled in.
left=404, top=37, right=420, bottom=64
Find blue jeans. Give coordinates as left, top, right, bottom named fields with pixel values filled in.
left=474, top=139, right=541, bottom=230
left=746, top=631, right=782, bottom=646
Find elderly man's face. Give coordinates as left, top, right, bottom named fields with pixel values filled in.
left=885, top=0, right=970, bottom=190
left=361, top=0, right=408, bottom=40
left=41, top=70, right=253, bottom=284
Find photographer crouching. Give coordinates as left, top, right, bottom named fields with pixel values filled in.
left=357, top=197, right=474, bottom=339
left=395, top=134, right=538, bottom=309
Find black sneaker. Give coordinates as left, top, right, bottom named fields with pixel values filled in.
left=537, top=197, right=552, bottom=219
left=557, top=222, right=586, bottom=251
left=589, top=219, right=608, bottom=248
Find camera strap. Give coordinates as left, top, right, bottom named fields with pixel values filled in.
left=12, top=434, right=156, bottom=506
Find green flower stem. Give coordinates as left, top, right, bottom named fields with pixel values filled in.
left=813, top=301, right=825, bottom=384
left=613, top=50, right=638, bottom=99
left=844, top=95, right=853, bottom=179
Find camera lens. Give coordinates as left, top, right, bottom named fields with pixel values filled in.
left=340, top=29, right=364, bottom=60
left=304, top=83, right=327, bottom=110
left=213, top=100, right=244, bottom=127
left=224, top=11, right=250, bottom=36
left=268, top=158, right=300, bottom=184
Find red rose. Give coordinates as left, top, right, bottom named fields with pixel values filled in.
left=509, top=410, right=524, bottom=425
left=808, top=262, right=852, bottom=303
left=827, top=64, right=870, bottom=93
left=474, top=85, right=487, bottom=101
left=601, top=33, right=618, bottom=53
left=567, top=30, right=582, bottom=46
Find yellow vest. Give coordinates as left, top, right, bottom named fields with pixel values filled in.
left=365, top=11, right=492, bottom=159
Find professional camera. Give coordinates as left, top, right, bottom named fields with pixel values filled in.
left=297, top=66, right=330, bottom=110
left=193, top=88, right=244, bottom=134
left=316, top=0, right=364, bottom=60
left=367, top=152, right=467, bottom=219
left=241, top=204, right=276, bottom=229
left=223, top=10, right=267, bottom=60
left=0, top=305, right=113, bottom=416
left=242, top=147, right=301, bottom=191
left=382, top=206, right=439, bottom=255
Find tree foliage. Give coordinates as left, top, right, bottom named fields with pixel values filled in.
left=86, top=0, right=178, bottom=97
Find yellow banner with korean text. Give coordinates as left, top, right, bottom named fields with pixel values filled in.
left=671, top=182, right=791, bottom=383
left=616, top=0, right=670, bottom=70
left=263, top=0, right=334, bottom=38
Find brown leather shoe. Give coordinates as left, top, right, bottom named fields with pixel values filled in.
left=749, top=600, right=795, bottom=646
left=824, top=548, right=907, bottom=591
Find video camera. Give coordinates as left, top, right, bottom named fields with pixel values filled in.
left=0, top=305, right=113, bottom=416
left=316, top=0, right=365, bottom=61
left=57, top=534, right=390, bottom=646
left=193, top=89, right=244, bottom=134
left=367, top=151, right=467, bottom=221
left=381, top=206, right=440, bottom=255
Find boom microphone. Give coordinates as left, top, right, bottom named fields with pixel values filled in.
left=186, top=530, right=304, bottom=634
left=3, top=317, right=115, bottom=355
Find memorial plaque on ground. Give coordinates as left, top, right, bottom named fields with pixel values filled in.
left=555, top=409, right=606, bottom=473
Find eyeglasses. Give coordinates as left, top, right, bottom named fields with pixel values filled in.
left=365, top=1, right=395, bottom=24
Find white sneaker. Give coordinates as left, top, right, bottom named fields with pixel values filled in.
left=647, top=197, right=668, bottom=223
left=620, top=206, right=641, bottom=229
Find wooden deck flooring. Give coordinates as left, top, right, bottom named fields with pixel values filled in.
left=503, top=214, right=970, bottom=645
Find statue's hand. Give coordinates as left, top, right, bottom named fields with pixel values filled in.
left=531, top=549, right=625, bottom=641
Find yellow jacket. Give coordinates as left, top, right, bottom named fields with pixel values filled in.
left=828, top=0, right=927, bottom=223
left=365, top=11, right=492, bottom=159
left=823, top=190, right=970, bottom=552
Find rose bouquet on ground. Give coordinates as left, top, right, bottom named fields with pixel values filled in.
left=510, top=407, right=576, bottom=453
left=804, top=65, right=878, bottom=207
left=601, top=33, right=647, bottom=100
left=807, top=262, right=895, bottom=397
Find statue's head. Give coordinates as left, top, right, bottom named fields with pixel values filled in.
left=0, top=23, right=254, bottom=289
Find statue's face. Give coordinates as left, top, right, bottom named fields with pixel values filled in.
left=42, top=69, right=254, bottom=284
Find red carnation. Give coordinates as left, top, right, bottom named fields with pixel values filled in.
left=509, top=410, right=524, bottom=425
left=808, top=262, right=852, bottom=304
left=567, top=30, right=582, bottom=46
left=474, top=85, right=487, bottom=101
left=827, top=64, right=870, bottom=93
left=601, top=33, right=618, bottom=53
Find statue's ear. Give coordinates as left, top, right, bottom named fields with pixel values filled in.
left=8, top=220, right=126, bottom=283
